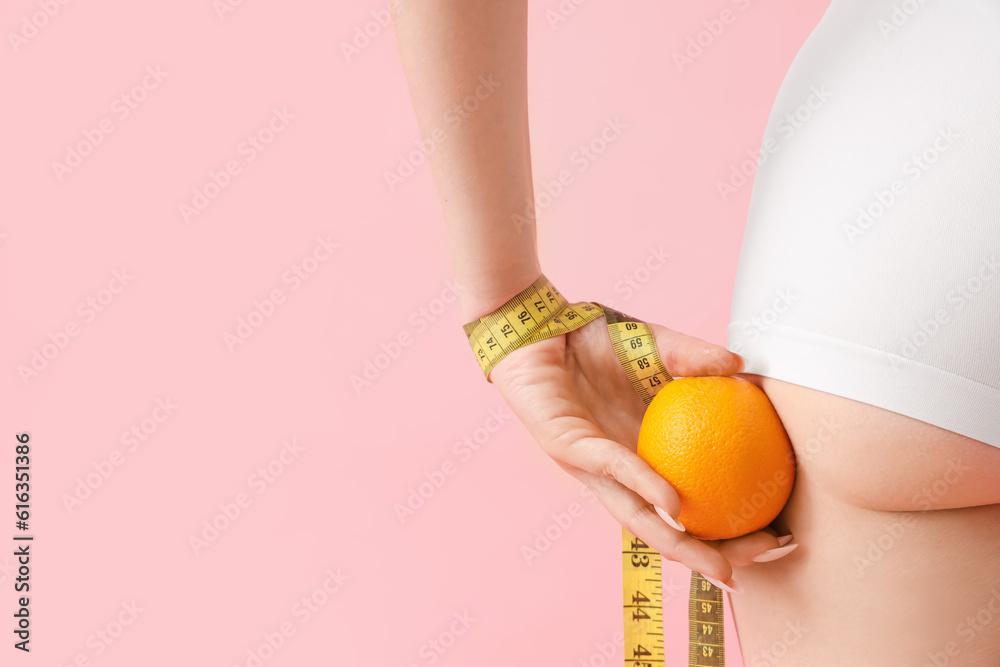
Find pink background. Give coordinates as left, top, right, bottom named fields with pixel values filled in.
left=1, top=1, right=828, bottom=665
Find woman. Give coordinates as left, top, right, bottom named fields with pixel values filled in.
left=393, top=1, right=1000, bottom=663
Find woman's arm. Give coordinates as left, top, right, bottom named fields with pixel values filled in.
left=392, top=1, right=789, bottom=590
left=393, top=0, right=539, bottom=322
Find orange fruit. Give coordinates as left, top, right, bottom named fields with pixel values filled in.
left=637, top=376, right=795, bottom=540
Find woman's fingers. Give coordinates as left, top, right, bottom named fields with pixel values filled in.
left=647, top=322, right=743, bottom=378
left=577, top=469, right=736, bottom=584
left=555, top=440, right=798, bottom=587
left=562, top=435, right=684, bottom=524
left=706, top=530, right=799, bottom=568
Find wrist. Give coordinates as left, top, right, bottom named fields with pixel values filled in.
left=460, top=273, right=605, bottom=381
left=458, top=262, right=542, bottom=322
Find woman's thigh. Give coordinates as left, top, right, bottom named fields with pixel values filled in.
left=729, top=373, right=1000, bottom=666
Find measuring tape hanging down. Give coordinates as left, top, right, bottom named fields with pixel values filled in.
left=463, top=274, right=726, bottom=667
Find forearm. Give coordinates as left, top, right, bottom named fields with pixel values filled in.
left=393, top=0, right=540, bottom=322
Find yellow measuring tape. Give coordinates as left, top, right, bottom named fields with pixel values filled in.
left=463, top=274, right=726, bottom=667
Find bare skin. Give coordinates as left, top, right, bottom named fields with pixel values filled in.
left=732, top=374, right=1000, bottom=666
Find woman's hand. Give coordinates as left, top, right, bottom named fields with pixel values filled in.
left=490, top=315, right=794, bottom=591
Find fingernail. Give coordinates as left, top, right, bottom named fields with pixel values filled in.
left=701, top=573, right=743, bottom=595
left=777, top=534, right=794, bottom=547
left=654, top=505, right=685, bottom=532
left=751, top=543, right=798, bottom=563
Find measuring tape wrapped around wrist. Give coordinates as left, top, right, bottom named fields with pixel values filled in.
left=462, top=273, right=727, bottom=667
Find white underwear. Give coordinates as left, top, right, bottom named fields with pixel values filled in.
left=726, top=0, right=1000, bottom=448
